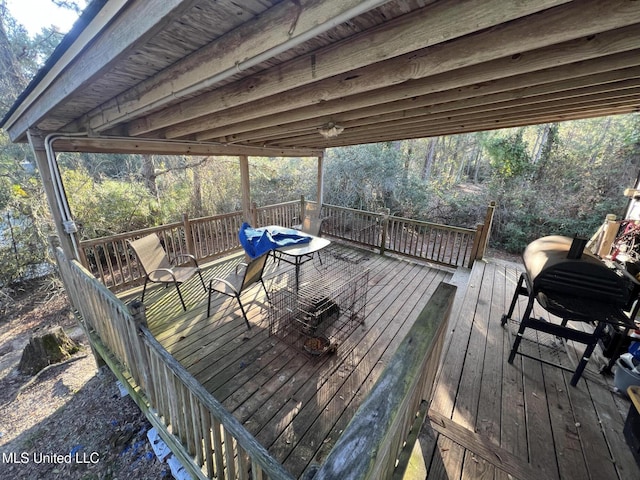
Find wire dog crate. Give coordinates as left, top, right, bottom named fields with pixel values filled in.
left=269, top=254, right=369, bottom=358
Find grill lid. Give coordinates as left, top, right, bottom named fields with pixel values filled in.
left=523, top=235, right=639, bottom=308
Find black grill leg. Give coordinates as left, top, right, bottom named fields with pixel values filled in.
left=570, top=321, right=607, bottom=386
left=508, top=292, right=535, bottom=364
left=502, top=273, right=527, bottom=326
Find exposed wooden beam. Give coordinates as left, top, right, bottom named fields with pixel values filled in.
left=5, top=0, right=201, bottom=142
left=274, top=102, right=639, bottom=148
left=269, top=94, right=640, bottom=147
left=128, top=0, right=578, bottom=137
left=337, top=91, right=640, bottom=139
left=155, top=7, right=640, bottom=141
left=191, top=36, right=640, bottom=143
left=74, top=0, right=392, bottom=134
left=49, top=137, right=322, bottom=157
left=211, top=68, right=640, bottom=144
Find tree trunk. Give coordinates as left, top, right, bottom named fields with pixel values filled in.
left=18, top=326, right=80, bottom=375
left=141, top=154, right=158, bottom=198
left=422, top=137, right=438, bottom=181
left=192, top=164, right=203, bottom=215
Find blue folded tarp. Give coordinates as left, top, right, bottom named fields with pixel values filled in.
left=238, top=223, right=311, bottom=258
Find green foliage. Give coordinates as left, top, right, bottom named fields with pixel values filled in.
left=324, top=142, right=403, bottom=211
left=249, top=157, right=317, bottom=206
left=62, top=169, right=158, bottom=239
left=484, top=130, right=531, bottom=178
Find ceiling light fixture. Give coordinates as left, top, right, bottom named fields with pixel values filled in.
left=318, top=122, right=344, bottom=139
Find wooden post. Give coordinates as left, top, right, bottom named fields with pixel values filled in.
left=481, top=201, right=496, bottom=257
left=250, top=201, right=259, bottom=227
left=77, top=245, right=90, bottom=271
left=48, top=235, right=106, bottom=368
left=239, top=155, right=252, bottom=223
left=129, top=300, right=149, bottom=329
left=300, top=195, right=307, bottom=222
left=477, top=201, right=496, bottom=260
left=468, top=223, right=485, bottom=268
left=317, top=152, right=325, bottom=208
left=182, top=213, right=195, bottom=258
left=379, top=208, right=390, bottom=255
left=127, top=300, right=155, bottom=403
left=27, top=130, right=77, bottom=260
left=597, top=214, right=619, bottom=258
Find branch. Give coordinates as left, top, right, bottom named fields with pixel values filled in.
left=154, top=156, right=212, bottom=178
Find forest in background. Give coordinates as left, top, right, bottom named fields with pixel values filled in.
left=1, top=2, right=640, bottom=288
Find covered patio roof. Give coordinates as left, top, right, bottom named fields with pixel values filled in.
left=2, top=0, right=640, bottom=153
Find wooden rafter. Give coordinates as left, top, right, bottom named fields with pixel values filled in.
left=3, top=0, right=640, bottom=152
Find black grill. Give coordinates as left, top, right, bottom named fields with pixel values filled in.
left=523, top=235, right=640, bottom=311
left=502, top=235, right=640, bottom=386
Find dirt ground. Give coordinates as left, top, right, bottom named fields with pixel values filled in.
left=0, top=278, right=171, bottom=480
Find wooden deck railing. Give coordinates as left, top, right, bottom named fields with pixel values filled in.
left=308, top=282, right=456, bottom=480
left=53, top=238, right=293, bottom=480
left=56, top=231, right=457, bottom=479
left=252, top=200, right=301, bottom=227
left=78, top=199, right=493, bottom=290
left=319, top=204, right=486, bottom=268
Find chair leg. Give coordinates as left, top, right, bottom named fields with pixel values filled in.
left=261, top=279, right=270, bottom=303
left=174, top=282, right=187, bottom=311
left=197, top=270, right=207, bottom=292
left=502, top=273, right=526, bottom=326
left=237, top=296, right=252, bottom=330
left=141, top=278, right=149, bottom=303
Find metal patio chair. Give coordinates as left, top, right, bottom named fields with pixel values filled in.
left=128, top=233, right=206, bottom=311
left=207, top=253, right=270, bottom=329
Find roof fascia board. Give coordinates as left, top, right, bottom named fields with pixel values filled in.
left=4, top=0, right=197, bottom=142
left=75, top=0, right=391, bottom=133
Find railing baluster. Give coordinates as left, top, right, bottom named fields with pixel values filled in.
left=79, top=201, right=485, bottom=288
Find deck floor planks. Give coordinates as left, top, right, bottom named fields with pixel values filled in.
left=463, top=261, right=506, bottom=479
left=585, top=378, right=640, bottom=480
left=140, top=241, right=452, bottom=476
left=564, top=369, right=622, bottom=480
left=118, top=249, right=640, bottom=480
left=425, top=260, right=487, bottom=477
left=245, top=254, right=420, bottom=447
left=286, top=268, right=454, bottom=478
left=198, top=248, right=388, bottom=400
left=251, top=257, right=419, bottom=460
left=271, top=263, right=449, bottom=476
left=522, top=296, right=592, bottom=480
left=496, top=262, right=529, bottom=480
left=456, top=260, right=499, bottom=479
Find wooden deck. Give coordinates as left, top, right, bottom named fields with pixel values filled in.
left=417, top=258, right=640, bottom=480
left=118, top=245, right=640, bottom=480
left=119, top=242, right=454, bottom=479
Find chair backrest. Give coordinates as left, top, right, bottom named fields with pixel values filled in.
left=241, top=253, right=269, bottom=291
left=128, top=234, right=171, bottom=275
